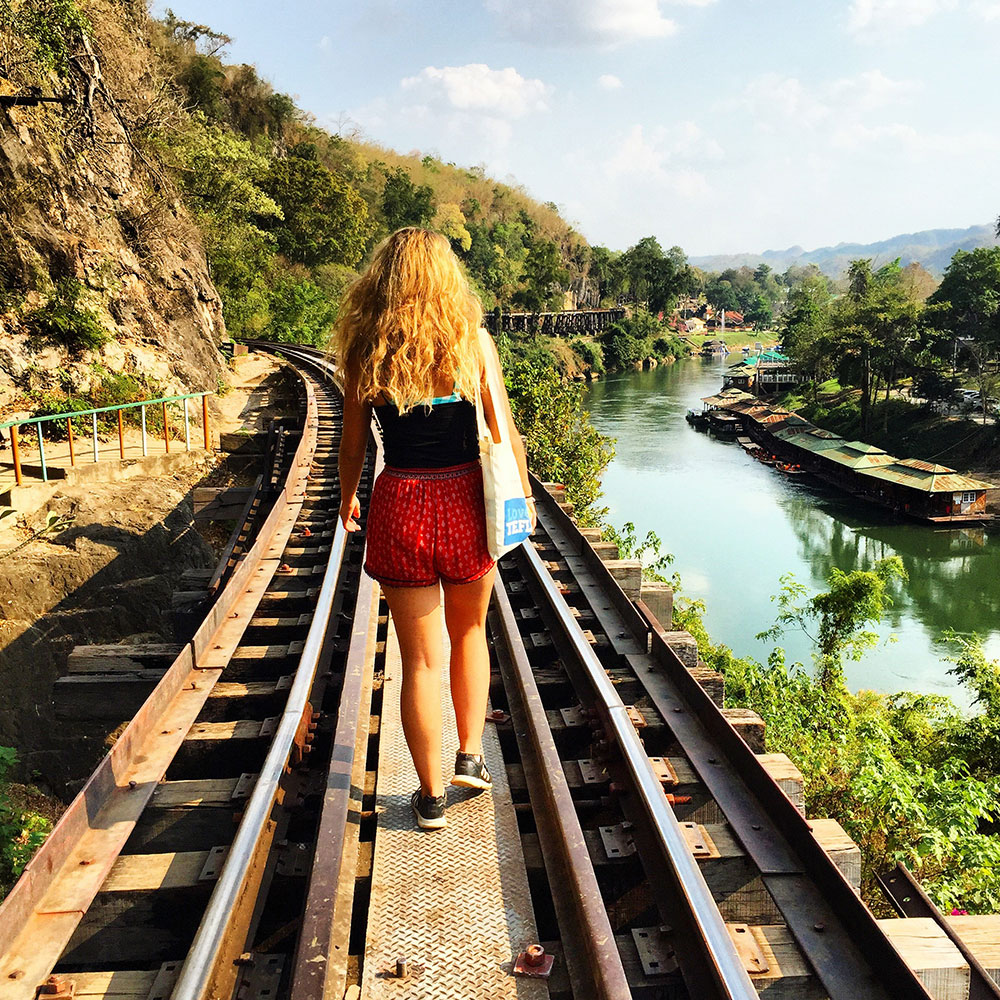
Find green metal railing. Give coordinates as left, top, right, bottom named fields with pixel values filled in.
left=0, top=392, right=213, bottom=486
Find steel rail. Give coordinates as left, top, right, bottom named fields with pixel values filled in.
left=514, top=540, right=759, bottom=1000
left=171, top=517, right=350, bottom=1000
left=0, top=359, right=325, bottom=999
left=489, top=579, right=633, bottom=1000
left=287, top=429, right=383, bottom=1000
left=531, top=474, right=936, bottom=1000
left=877, top=864, right=1000, bottom=1000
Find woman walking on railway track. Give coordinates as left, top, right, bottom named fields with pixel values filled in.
left=334, top=227, right=535, bottom=830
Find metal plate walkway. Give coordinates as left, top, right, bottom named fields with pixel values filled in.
left=361, top=621, right=548, bottom=999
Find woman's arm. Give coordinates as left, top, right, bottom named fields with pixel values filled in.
left=478, top=329, right=535, bottom=525
left=338, top=372, right=372, bottom=531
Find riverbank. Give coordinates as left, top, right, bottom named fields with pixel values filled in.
left=784, top=389, right=1000, bottom=509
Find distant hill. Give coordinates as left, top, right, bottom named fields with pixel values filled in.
left=690, top=224, right=999, bottom=278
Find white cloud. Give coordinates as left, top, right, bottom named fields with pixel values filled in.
left=735, top=69, right=915, bottom=128
left=847, top=0, right=957, bottom=38
left=598, top=74, right=624, bottom=90
left=602, top=123, right=715, bottom=198
left=830, top=121, right=1000, bottom=155
left=828, top=69, right=918, bottom=112
left=318, top=35, right=331, bottom=50
left=972, top=0, right=1000, bottom=18
left=400, top=64, right=550, bottom=118
left=484, top=0, right=677, bottom=45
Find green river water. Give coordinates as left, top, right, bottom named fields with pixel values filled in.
left=583, top=357, right=1000, bottom=705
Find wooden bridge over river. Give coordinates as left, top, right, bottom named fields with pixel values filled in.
left=486, top=308, right=626, bottom=336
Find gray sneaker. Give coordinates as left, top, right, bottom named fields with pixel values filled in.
left=411, top=789, right=447, bottom=829
left=451, top=751, right=492, bottom=791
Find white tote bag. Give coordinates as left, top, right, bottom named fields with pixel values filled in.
left=475, top=352, right=532, bottom=559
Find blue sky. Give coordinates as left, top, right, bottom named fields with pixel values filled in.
left=153, top=0, right=999, bottom=256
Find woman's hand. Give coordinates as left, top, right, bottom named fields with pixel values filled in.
left=340, top=494, right=361, bottom=531
left=526, top=496, right=537, bottom=532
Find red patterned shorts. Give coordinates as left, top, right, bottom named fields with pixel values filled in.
left=363, top=461, right=496, bottom=588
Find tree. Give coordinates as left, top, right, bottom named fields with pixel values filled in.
left=163, top=9, right=232, bottom=54
left=432, top=203, right=472, bottom=252
left=746, top=294, right=773, bottom=331
left=704, top=277, right=740, bottom=314
left=928, top=247, right=1000, bottom=349
left=913, top=367, right=962, bottom=408
left=514, top=238, right=568, bottom=311
left=615, top=237, right=693, bottom=313
left=262, top=151, right=371, bottom=267
left=586, top=245, right=616, bottom=305
left=781, top=275, right=831, bottom=371
left=381, top=167, right=434, bottom=231
left=167, top=117, right=282, bottom=335
left=829, top=259, right=919, bottom=434
left=495, top=334, right=614, bottom=516
left=927, top=247, right=1000, bottom=421
left=267, top=270, right=339, bottom=346
left=176, top=54, right=227, bottom=120
left=759, top=557, right=907, bottom=690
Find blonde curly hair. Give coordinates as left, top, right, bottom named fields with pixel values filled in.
left=331, top=228, right=484, bottom=413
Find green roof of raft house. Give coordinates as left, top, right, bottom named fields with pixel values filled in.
left=699, top=389, right=995, bottom=524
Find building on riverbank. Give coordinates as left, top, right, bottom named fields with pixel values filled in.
left=723, top=351, right=801, bottom=394
left=698, top=390, right=995, bottom=523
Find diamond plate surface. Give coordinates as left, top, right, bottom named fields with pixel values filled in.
left=361, top=620, right=548, bottom=999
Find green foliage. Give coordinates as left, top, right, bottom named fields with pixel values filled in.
left=569, top=338, right=604, bottom=374
left=381, top=167, right=434, bottom=232
left=513, top=238, right=570, bottom=311
left=266, top=271, right=338, bottom=347
left=262, top=151, right=371, bottom=267
left=176, top=53, right=228, bottom=119
left=22, top=279, right=111, bottom=354
left=677, top=572, right=1000, bottom=913
left=602, top=520, right=673, bottom=581
left=0, top=747, right=52, bottom=895
left=757, top=558, right=906, bottom=689
left=616, top=237, right=695, bottom=313
left=940, top=631, right=1000, bottom=776
left=598, top=309, right=666, bottom=371
left=28, top=367, right=164, bottom=435
left=432, top=203, right=472, bottom=252
left=496, top=333, right=614, bottom=517
left=927, top=247, right=1000, bottom=348
left=170, top=116, right=280, bottom=222
left=0, top=0, right=91, bottom=78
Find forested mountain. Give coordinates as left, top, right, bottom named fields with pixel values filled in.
left=0, top=0, right=602, bottom=406
left=691, top=224, right=999, bottom=279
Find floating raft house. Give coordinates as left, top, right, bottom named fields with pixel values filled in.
left=698, top=389, right=995, bottom=523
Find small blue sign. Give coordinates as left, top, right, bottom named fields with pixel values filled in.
left=503, top=497, right=532, bottom=546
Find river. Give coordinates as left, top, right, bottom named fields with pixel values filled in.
left=583, top=357, right=1000, bottom=705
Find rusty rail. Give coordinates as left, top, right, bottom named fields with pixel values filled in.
left=527, top=474, right=936, bottom=1000
left=878, top=864, right=1000, bottom=1000
left=0, top=371, right=310, bottom=997
left=172, top=345, right=356, bottom=999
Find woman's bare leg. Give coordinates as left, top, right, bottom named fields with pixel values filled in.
left=443, top=567, right=497, bottom=757
left=383, top=584, right=445, bottom=798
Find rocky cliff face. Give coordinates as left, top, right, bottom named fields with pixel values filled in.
left=0, top=2, right=225, bottom=409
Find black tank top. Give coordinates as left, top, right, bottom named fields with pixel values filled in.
left=374, top=395, right=480, bottom=469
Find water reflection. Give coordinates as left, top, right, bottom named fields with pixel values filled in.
left=584, top=359, right=999, bottom=704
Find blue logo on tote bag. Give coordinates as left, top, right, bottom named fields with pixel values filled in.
left=503, top=497, right=532, bottom=546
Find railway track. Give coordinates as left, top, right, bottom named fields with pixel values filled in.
left=0, top=346, right=378, bottom=1000
left=0, top=341, right=985, bottom=1000
left=485, top=483, right=939, bottom=1000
